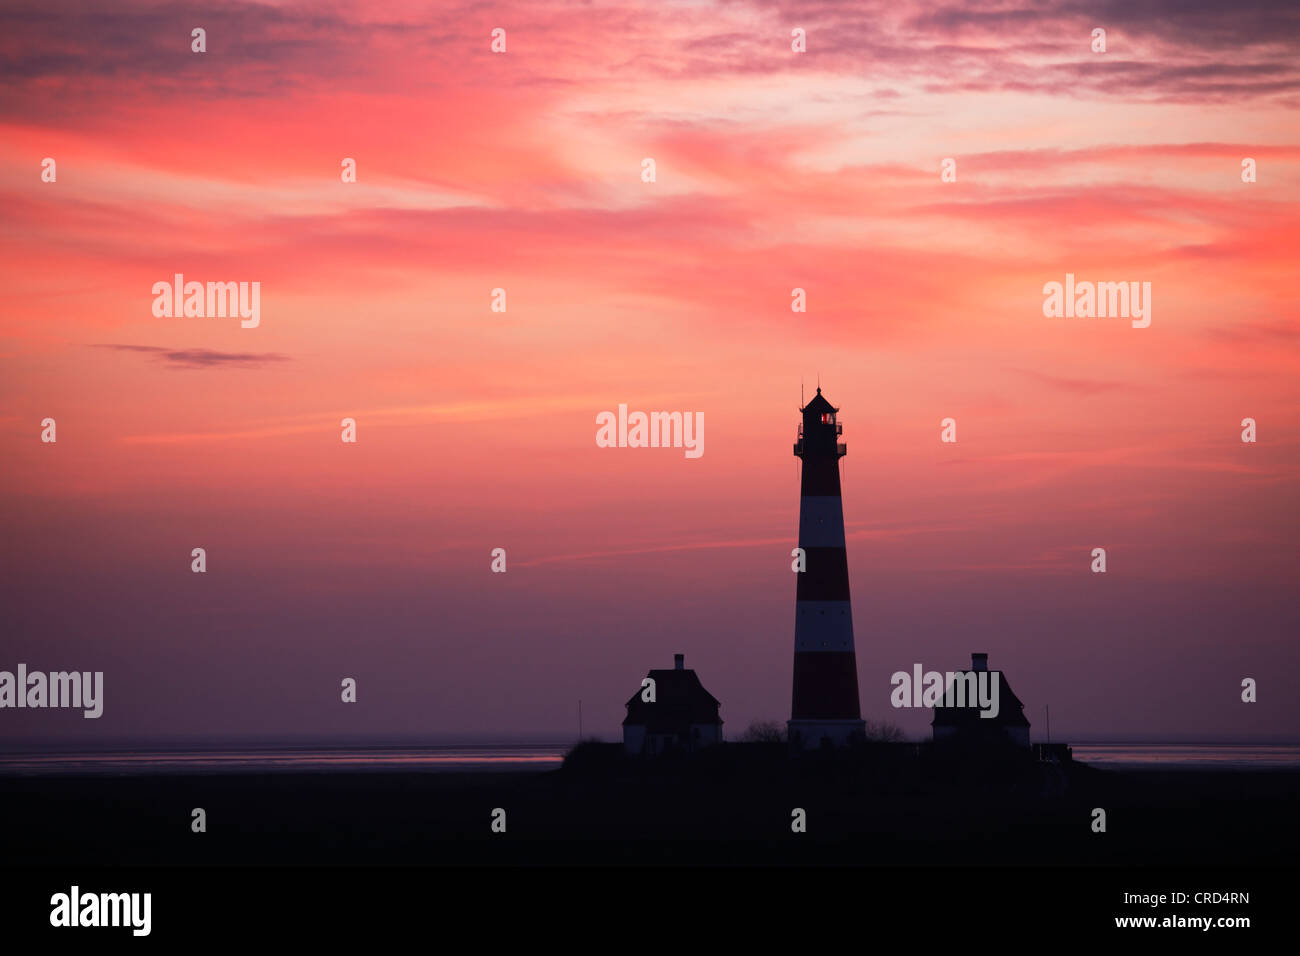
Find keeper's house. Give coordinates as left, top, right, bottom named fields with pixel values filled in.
left=932, top=652, right=1031, bottom=748
left=623, top=654, right=723, bottom=755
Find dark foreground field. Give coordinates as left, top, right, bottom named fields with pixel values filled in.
left=2, top=744, right=1296, bottom=866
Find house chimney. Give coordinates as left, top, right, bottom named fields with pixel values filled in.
left=971, top=653, right=988, bottom=671
left=674, top=654, right=684, bottom=670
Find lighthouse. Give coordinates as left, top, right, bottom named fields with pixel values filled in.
left=788, top=388, right=866, bottom=748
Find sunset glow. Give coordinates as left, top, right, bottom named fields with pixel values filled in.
left=2, top=0, right=1298, bottom=744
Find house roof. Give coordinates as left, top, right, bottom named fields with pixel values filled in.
left=931, top=669, right=1030, bottom=728
left=623, top=668, right=722, bottom=733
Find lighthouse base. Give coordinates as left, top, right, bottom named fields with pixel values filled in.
left=787, top=719, right=867, bottom=750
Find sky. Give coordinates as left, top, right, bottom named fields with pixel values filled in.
left=1, top=0, right=1298, bottom=746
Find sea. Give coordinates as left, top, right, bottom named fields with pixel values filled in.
left=0, top=744, right=568, bottom=776
left=0, top=743, right=1297, bottom=776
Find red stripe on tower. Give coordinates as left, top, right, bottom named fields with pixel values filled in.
left=788, top=387, right=866, bottom=748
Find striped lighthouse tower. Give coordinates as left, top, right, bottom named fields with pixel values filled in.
left=788, top=387, right=866, bottom=748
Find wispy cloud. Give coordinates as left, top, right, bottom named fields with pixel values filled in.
left=1014, top=369, right=1141, bottom=395
left=94, top=344, right=290, bottom=369
left=115, top=394, right=621, bottom=444
left=513, top=520, right=975, bottom=567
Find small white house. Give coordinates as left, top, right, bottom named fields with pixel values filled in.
left=932, top=652, right=1031, bottom=747
left=623, top=654, right=723, bottom=755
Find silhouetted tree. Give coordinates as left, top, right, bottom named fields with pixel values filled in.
left=863, top=720, right=905, bottom=742
left=740, top=719, right=786, bottom=743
